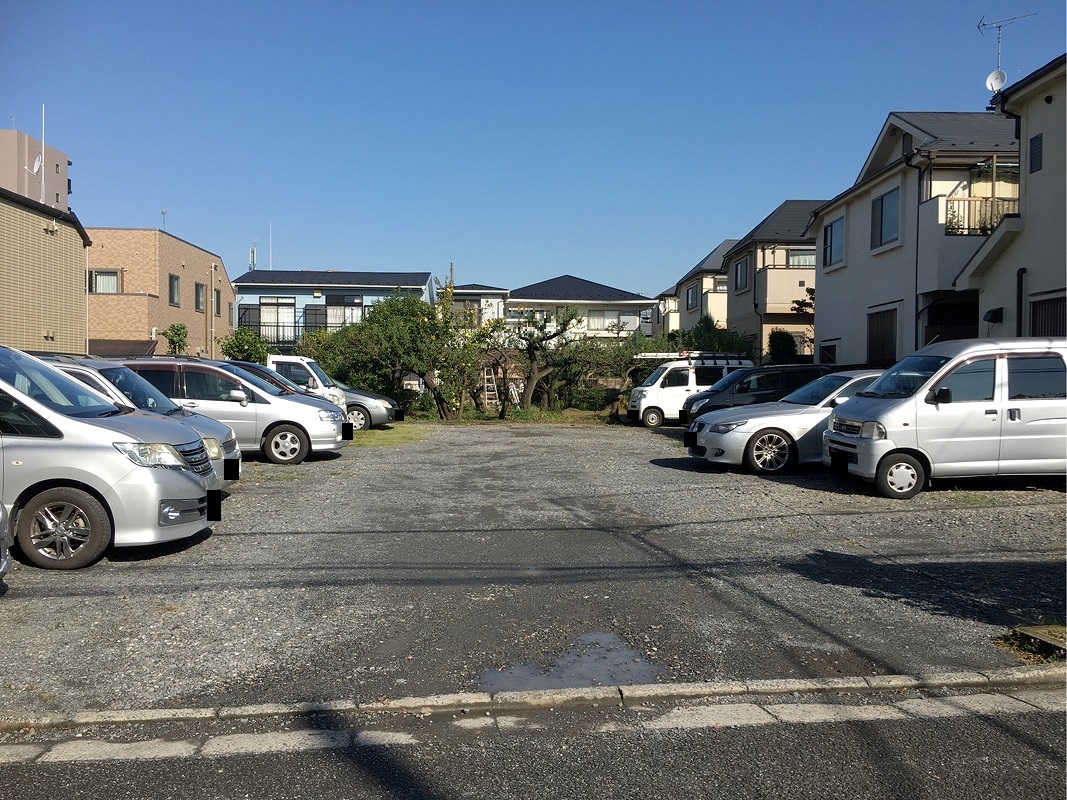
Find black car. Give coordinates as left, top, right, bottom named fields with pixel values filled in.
left=679, top=364, right=832, bottom=424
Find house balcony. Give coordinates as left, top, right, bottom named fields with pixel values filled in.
left=916, top=196, right=1018, bottom=295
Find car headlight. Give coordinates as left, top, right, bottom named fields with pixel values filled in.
left=319, top=409, right=345, bottom=422
left=113, top=442, right=185, bottom=469
left=859, top=421, right=887, bottom=439
left=710, top=420, right=747, bottom=434
left=631, top=389, right=646, bottom=400
left=202, top=437, right=224, bottom=460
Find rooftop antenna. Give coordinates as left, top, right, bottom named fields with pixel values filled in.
left=249, top=242, right=257, bottom=271
left=978, top=12, right=1037, bottom=93
left=160, top=208, right=169, bottom=231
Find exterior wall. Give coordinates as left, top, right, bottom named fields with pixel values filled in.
left=653, top=296, right=679, bottom=337
left=814, top=168, right=920, bottom=366
left=678, top=273, right=728, bottom=330
left=0, top=131, right=70, bottom=211
left=87, top=229, right=235, bottom=356
left=962, top=63, right=1066, bottom=337
left=0, top=197, right=87, bottom=353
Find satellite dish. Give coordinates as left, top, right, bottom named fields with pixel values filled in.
left=986, top=69, right=1007, bottom=92
left=30, top=154, right=42, bottom=175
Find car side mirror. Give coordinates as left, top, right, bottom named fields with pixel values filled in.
left=927, top=386, right=952, bottom=405
left=831, top=396, right=849, bottom=407
left=229, top=388, right=249, bottom=407
left=307, top=377, right=319, bottom=389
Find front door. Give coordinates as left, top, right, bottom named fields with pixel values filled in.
left=657, top=367, right=691, bottom=418
left=917, top=356, right=1001, bottom=476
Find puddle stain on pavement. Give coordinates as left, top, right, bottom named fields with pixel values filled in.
left=477, top=632, right=664, bottom=692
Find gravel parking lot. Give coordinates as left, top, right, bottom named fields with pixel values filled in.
left=1, top=423, right=1063, bottom=721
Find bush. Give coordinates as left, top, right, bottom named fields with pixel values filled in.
left=570, top=388, right=616, bottom=411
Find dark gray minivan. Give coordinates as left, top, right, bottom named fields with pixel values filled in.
left=680, top=364, right=831, bottom=424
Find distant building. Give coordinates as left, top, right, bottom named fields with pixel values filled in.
left=652, top=240, right=739, bottom=337
left=452, top=283, right=509, bottom=325
left=0, top=130, right=72, bottom=212
left=86, top=228, right=237, bottom=357
left=505, top=275, right=653, bottom=339
left=231, top=269, right=434, bottom=353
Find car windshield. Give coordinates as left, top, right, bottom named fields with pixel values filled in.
left=858, top=356, right=950, bottom=398
left=97, top=365, right=182, bottom=414
left=639, top=365, right=668, bottom=388
left=244, top=364, right=303, bottom=394
left=779, top=373, right=854, bottom=406
left=213, top=362, right=286, bottom=396
left=305, top=361, right=335, bottom=386
left=0, top=348, right=125, bottom=418
left=705, top=370, right=747, bottom=394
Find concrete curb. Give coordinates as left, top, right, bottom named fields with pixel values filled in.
left=1, top=663, right=1062, bottom=733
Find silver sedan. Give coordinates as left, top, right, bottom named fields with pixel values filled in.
left=684, top=370, right=882, bottom=474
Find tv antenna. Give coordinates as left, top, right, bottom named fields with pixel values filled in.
left=978, top=12, right=1036, bottom=92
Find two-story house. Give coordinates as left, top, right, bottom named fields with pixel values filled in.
left=452, top=283, right=509, bottom=325
left=86, top=228, right=237, bottom=357
left=955, top=54, right=1066, bottom=337
left=652, top=240, right=739, bottom=337
left=724, top=200, right=824, bottom=359
left=505, top=275, right=652, bottom=339
left=231, top=269, right=434, bottom=352
left=807, top=112, right=1019, bottom=367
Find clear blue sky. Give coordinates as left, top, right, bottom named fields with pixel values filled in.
left=5, top=1, right=1064, bottom=298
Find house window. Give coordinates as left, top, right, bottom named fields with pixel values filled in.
left=326, top=294, right=363, bottom=329
left=1031, top=297, right=1065, bottom=336
left=587, top=309, right=621, bottom=331
left=787, top=250, right=815, bottom=268
left=1030, top=134, right=1043, bottom=173
left=870, top=188, right=900, bottom=249
left=88, top=270, right=119, bottom=294
left=168, top=274, right=180, bottom=306
left=259, top=296, right=296, bottom=342
left=214, top=289, right=222, bottom=317
left=733, top=258, right=749, bottom=291
left=685, top=284, right=698, bottom=311
left=713, top=276, right=728, bottom=293
left=195, top=282, right=206, bottom=313
left=228, top=302, right=235, bottom=328
left=819, top=343, right=837, bottom=365
left=823, top=216, right=844, bottom=267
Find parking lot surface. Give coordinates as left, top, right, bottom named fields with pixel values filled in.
left=0, top=423, right=1063, bottom=721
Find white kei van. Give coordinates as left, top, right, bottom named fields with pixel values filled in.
left=823, top=338, right=1067, bottom=498
left=266, top=355, right=346, bottom=408
left=627, top=353, right=753, bottom=428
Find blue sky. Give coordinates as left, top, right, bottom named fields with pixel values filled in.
left=4, top=1, right=1064, bottom=298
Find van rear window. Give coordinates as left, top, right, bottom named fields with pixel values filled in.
left=1008, top=355, right=1066, bottom=399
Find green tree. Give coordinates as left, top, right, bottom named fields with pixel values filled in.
left=768, top=328, right=798, bottom=363
left=216, top=327, right=275, bottom=362
left=159, top=323, right=188, bottom=355
left=682, top=315, right=752, bottom=356
left=790, top=287, right=816, bottom=349
left=505, top=306, right=583, bottom=409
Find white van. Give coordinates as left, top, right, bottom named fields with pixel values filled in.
left=823, top=338, right=1067, bottom=498
left=627, top=353, right=753, bottom=427
left=266, top=355, right=346, bottom=408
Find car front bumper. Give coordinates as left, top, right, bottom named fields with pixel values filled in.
left=823, top=431, right=892, bottom=481
left=103, top=466, right=211, bottom=547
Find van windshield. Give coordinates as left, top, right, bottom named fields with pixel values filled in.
left=0, top=349, right=124, bottom=419
left=858, top=356, right=951, bottom=398
left=98, top=365, right=181, bottom=414
left=214, top=362, right=286, bottom=397
left=305, top=360, right=335, bottom=386
left=639, top=365, right=668, bottom=388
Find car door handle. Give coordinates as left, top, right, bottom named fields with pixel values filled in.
left=183, top=401, right=199, bottom=409
left=985, top=409, right=998, bottom=415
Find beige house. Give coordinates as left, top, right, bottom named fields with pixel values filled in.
left=725, top=200, right=823, bottom=359
left=0, top=186, right=91, bottom=354
left=0, top=130, right=72, bottom=213
left=86, top=228, right=237, bottom=356
left=807, top=111, right=1020, bottom=367
left=955, top=54, right=1066, bottom=337
left=652, top=240, right=738, bottom=337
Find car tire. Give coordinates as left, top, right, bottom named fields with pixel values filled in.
left=743, top=428, right=796, bottom=474
left=16, top=487, right=112, bottom=570
left=346, top=405, right=370, bottom=431
left=264, top=424, right=310, bottom=465
left=875, top=453, right=925, bottom=499
left=641, top=407, right=664, bottom=428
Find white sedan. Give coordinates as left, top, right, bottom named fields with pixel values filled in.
left=684, top=370, right=882, bottom=474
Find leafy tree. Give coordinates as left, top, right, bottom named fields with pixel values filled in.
left=216, top=327, right=274, bottom=362
left=791, top=287, right=816, bottom=349
left=768, top=328, right=798, bottom=363
left=159, top=323, right=188, bottom=355
left=505, top=306, right=583, bottom=409
left=682, top=315, right=752, bottom=356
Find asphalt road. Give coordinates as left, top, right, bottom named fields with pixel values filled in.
left=0, top=422, right=1063, bottom=798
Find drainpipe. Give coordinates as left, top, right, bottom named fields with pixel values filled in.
left=1016, top=268, right=1027, bottom=336
left=905, top=150, right=926, bottom=350
left=752, top=299, right=763, bottom=363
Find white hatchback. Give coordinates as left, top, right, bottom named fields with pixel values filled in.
left=685, top=370, right=882, bottom=474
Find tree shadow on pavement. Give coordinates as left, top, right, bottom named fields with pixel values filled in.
left=783, top=549, right=1066, bottom=627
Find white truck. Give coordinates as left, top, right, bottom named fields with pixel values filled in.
left=626, top=352, right=753, bottom=428
left=266, top=355, right=346, bottom=408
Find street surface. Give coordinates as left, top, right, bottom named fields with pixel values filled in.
left=0, top=423, right=1063, bottom=798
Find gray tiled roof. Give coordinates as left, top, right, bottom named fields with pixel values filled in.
left=231, top=270, right=432, bottom=288
left=453, top=283, right=508, bottom=292
left=509, top=274, right=650, bottom=302
left=723, top=200, right=824, bottom=260
left=889, top=111, right=1018, bottom=151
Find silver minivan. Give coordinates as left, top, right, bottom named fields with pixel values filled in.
left=0, top=346, right=213, bottom=569
left=122, top=357, right=348, bottom=465
left=45, top=356, right=242, bottom=490
left=823, top=338, right=1067, bottom=498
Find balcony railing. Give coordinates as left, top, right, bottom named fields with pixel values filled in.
left=238, top=321, right=350, bottom=346
left=945, top=197, right=1019, bottom=236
